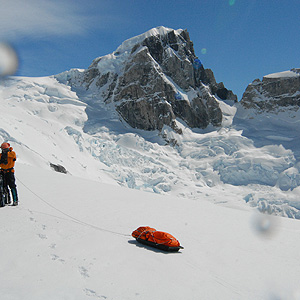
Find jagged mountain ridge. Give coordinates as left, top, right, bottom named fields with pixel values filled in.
left=57, top=26, right=237, bottom=134
left=240, top=68, right=300, bottom=111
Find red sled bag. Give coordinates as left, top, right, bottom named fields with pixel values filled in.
left=132, top=226, right=183, bottom=252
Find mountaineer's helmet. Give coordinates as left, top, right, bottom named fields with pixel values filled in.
left=1, top=142, right=10, bottom=149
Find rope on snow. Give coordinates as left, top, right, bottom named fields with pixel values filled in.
left=16, top=176, right=131, bottom=238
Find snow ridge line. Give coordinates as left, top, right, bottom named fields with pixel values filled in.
left=16, top=176, right=131, bottom=238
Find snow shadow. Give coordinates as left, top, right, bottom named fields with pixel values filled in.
left=128, top=240, right=182, bottom=255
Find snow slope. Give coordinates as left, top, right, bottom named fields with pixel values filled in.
left=0, top=76, right=115, bottom=184
left=1, top=74, right=300, bottom=218
left=1, top=164, right=300, bottom=300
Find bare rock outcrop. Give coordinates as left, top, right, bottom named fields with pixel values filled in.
left=240, top=68, right=300, bottom=111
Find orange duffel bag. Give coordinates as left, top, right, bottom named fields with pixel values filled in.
left=132, top=226, right=183, bottom=252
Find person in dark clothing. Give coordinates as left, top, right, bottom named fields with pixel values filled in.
left=0, top=142, right=18, bottom=206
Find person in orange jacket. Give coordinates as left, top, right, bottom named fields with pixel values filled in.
left=0, top=142, right=18, bottom=206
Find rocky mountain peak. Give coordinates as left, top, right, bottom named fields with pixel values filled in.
left=240, top=68, right=300, bottom=111
left=60, top=27, right=237, bottom=133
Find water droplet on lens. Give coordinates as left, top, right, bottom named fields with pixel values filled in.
left=251, top=211, right=279, bottom=238
left=0, top=43, right=19, bottom=77
left=201, top=48, right=207, bottom=55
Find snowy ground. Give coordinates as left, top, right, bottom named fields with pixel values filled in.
left=1, top=72, right=300, bottom=299
left=1, top=164, right=300, bottom=300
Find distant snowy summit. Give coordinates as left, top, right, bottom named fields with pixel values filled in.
left=57, top=26, right=237, bottom=133
left=240, top=68, right=300, bottom=112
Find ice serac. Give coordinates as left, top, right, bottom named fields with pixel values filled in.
left=70, top=26, right=237, bottom=132
left=240, top=68, right=300, bottom=111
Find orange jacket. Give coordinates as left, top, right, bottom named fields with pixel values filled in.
left=0, top=147, right=17, bottom=172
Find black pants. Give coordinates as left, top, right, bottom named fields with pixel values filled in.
left=3, top=171, right=17, bottom=190
left=2, top=171, right=18, bottom=203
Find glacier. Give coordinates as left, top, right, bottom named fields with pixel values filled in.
left=1, top=71, right=300, bottom=219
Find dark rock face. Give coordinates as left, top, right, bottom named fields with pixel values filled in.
left=240, top=69, right=300, bottom=111
left=234, top=68, right=300, bottom=162
left=50, top=163, right=68, bottom=174
left=64, top=27, right=237, bottom=132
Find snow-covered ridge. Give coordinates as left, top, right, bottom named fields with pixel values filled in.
left=264, top=68, right=300, bottom=79
left=116, top=26, right=181, bottom=54
left=91, top=26, right=183, bottom=75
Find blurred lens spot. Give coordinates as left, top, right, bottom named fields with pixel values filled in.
left=251, top=211, right=279, bottom=238
left=0, top=43, right=19, bottom=77
left=201, top=48, right=207, bottom=55
left=267, top=293, right=282, bottom=300
left=268, top=289, right=300, bottom=300
left=229, top=0, right=236, bottom=6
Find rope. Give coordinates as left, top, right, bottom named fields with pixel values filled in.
left=16, top=176, right=131, bottom=238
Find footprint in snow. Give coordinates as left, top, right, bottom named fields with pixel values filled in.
left=79, top=266, right=90, bottom=278
left=83, top=288, right=107, bottom=299
left=49, top=243, right=56, bottom=249
left=51, top=254, right=65, bottom=263
left=37, top=233, right=47, bottom=240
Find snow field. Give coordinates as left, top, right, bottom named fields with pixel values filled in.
left=1, top=164, right=300, bottom=299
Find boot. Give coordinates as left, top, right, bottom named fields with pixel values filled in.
left=11, top=188, right=18, bottom=206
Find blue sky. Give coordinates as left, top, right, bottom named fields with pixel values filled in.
left=1, top=0, right=299, bottom=100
